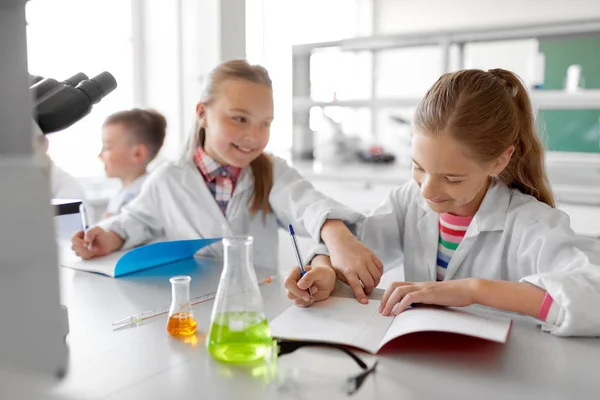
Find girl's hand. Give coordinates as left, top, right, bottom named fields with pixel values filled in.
left=71, top=227, right=124, bottom=259
left=321, top=220, right=383, bottom=304
left=379, top=279, right=480, bottom=316
left=285, top=264, right=337, bottom=308
left=328, top=236, right=383, bottom=304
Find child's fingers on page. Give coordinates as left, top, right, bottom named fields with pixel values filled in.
left=380, top=281, right=414, bottom=311
left=380, top=283, right=407, bottom=312
left=346, top=273, right=368, bottom=304
left=383, top=286, right=419, bottom=316
left=358, top=269, right=375, bottom=295
left=394, top=292, right=422, bottom=315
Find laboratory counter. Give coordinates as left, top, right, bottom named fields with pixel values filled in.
left=51, top=256, right=600, bottom=400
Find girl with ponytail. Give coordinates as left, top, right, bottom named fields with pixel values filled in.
left=286, top=68, right=600, bottom=337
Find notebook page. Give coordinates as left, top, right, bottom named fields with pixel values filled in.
left=270, top=297, right=393, bottom=354
left=60, top=250, right=125, bottom=277
left=379, top=306, right=512, bottom=350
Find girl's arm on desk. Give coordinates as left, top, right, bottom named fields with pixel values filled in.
left=379, top=279, right=546, bottom=320
left=285, top=260, right=551, bottom=324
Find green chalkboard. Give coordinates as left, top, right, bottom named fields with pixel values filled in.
left=538, top=36, right=600, bottom=153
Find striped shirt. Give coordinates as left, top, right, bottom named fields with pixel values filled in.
left=193, top=147, right=242, bottom=216
left=436, top=213, right=473, bottom=281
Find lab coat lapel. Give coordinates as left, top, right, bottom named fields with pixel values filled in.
left=416, top=204, right=440, bottom=282
left=232, top=168, right=253, bottom=198
left=443, top=221, right=479, bottom=280
left=443, top=180, right=509, bottom=280
left=180, top=161, right=231, bottom=237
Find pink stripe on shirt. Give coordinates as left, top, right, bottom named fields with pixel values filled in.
left=440, top=231, right=465, bottom=243
left=440, top=212, right=474, bottom=226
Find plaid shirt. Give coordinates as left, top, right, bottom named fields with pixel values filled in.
left=193, top=147, right=242, bottom=215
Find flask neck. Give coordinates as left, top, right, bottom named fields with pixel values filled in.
left=169, top=276, right=192, bottom=305
left=223, top=237, right=253, bottom=273
left=171, top=283, right=190, bottom=303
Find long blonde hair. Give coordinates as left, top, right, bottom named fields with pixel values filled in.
left=186, top=60, right=274, bottom=216
left=413, top=68, right=555, bottom=207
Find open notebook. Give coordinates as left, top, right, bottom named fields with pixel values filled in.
left=60, top=238, right=221, bottom=278
left=270, top=297, right=512, bottom=354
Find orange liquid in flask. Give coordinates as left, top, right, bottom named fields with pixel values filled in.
left=167, top=312, right=197, bottom=337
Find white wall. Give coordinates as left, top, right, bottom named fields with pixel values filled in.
left=140, top=0, right=246, bottom=162
left=376, top=0, right=600, bottom=33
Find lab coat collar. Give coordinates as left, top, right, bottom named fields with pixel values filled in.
left=234, top=167, right=253, bottom=195
left=180, top=159, right=255, bottom=222
left=180, top=160, right=230, bottom=232
left=472, top=179, right=510, bottom=234
left=416, top=179, right=510, bottom=281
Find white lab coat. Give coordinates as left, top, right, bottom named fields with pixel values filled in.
left=104, top=173, right=147, bottom=216
left=354, top=179, right=600, bottom=336
left=98, top=155, right=361, bottom=272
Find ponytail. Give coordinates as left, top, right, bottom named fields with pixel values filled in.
left=488, top=69, right=555, bottom=207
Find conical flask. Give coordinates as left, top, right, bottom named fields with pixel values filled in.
left=166, top=276, right=197, bottom=337
left=207, top=236, right=273, bottom=364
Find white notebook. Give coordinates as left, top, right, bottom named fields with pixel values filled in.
left=60, top=238, right=221, bottom=278
left=270, top=297, right=512, bottom=354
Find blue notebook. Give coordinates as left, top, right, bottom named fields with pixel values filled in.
left=60, top=238, right=222, bottom=278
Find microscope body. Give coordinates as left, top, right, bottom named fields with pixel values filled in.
left=0, top=0, right=116, bottom=394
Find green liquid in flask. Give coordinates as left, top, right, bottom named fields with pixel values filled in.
left=207, top=311, right=273, bottom=364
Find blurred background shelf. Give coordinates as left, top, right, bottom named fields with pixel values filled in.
left=293, top=90, right=600, bottom=111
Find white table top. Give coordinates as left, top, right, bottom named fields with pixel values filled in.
left=50, top=256, right=600, bottom=400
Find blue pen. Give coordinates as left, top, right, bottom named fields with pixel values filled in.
left=288, top=224, right=312, bottom=300
left=79, top=204, right=92, bottom=250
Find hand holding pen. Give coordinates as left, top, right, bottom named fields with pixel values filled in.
left=284, top=255, right=338, bottom=307
left=72, top=205, right=124, bottom=259
left=288, top=224, right=312, bottom=299
left=79, top=204, right=92, bottom=250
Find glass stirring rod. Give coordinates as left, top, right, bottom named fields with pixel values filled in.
left=112, top=276, right=273, bottom=328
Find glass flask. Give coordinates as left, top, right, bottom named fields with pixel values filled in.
left=207, top=236, right=273, bottom=364
left=166, top=275, right=197, bottom=337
